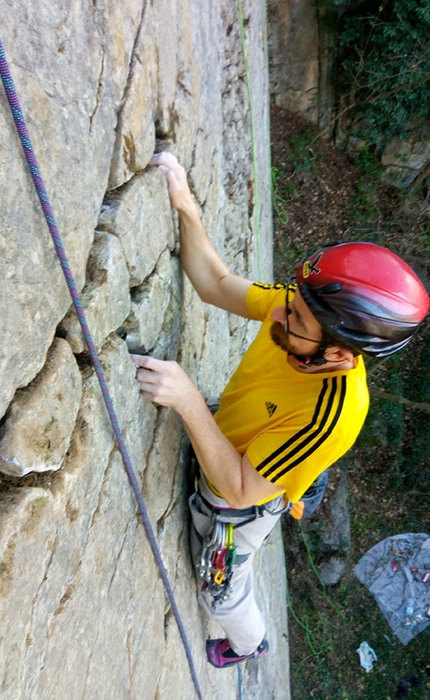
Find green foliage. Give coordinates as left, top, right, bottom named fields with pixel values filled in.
left=355, top=328, right=430, bottom=532
left=287, top=132, right=323, bottom=175
left=351, top=146, right=384, bottom=217
left=395, top=326, right=430, bottom=507
left=328, top=0, right=430, bottom=147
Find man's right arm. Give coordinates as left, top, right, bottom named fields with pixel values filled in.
left=150, top=151, right=254, bottom=318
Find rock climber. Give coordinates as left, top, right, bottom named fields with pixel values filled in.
left=133, top=151, right=429, bottom=669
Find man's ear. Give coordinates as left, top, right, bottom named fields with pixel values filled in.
left=271, top=306, right=285, bottom=324
left=322, top=346, right=355, bottom=364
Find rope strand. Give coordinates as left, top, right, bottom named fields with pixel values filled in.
left=0, top=38, right=203, bottom=700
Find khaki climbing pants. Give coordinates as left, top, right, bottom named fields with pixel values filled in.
left=189, top=473, right=284, bottom=656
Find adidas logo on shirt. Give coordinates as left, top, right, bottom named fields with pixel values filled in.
left=265, top=401, right=277, bottom=417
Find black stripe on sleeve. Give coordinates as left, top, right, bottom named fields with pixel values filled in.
left=271, top=375, right=347, bottom=482
left=260, top=377, right=340, bottom=479
left=256, top=378, right=329, bottom=474
left=253, top=282, right=286, bottom=290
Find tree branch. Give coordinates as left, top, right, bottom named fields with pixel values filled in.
left=370, top=387, right=430, bottom=413
left=314, top=73, right=430, bottom=144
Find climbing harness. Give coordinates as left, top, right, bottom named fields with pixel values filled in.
left=195, top=487, right=290, bottom=609
left=197, top=485, right=291, bottom=520
left=0, top=39, right=203, bottom=700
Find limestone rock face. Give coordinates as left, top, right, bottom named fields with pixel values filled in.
left=108, top=2, right=158, bottom=190
left=0, top=1, right=290, bottom=699
left=267, top=0, right=318, bottom=120
left=122, top=249, right=181, bottom=356
left=98, top=170, right=176, bottom=288
left=0, top=0, right=145, bottom=420
left=382, top=131, right=430, bottom=188
left=59, top=231, right=131, bottom=353
left=266, top=0, right=335, bottom=127
left=0, top=338, right=82, bottom=476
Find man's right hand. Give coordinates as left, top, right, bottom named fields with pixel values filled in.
left=149, top=151, right=196, bottom=215
left=149, top=151, right=253, bottom=318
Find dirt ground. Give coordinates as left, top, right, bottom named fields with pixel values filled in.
left=270, top=104, right=430, bottom=279
left=271, top=105, right=360, bottom=274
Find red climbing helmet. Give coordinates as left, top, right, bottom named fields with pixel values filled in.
left=296, top=242, right=430, bottom=357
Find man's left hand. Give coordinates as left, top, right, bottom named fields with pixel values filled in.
left=131, top=354, right=199, bottom=414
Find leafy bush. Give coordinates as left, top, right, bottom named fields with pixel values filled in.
left=323, top=0, right=430, bottom=147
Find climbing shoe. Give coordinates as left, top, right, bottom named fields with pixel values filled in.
left=206, top=637, right=268, bottom=668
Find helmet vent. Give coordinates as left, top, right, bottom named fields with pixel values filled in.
left=320, top=283, right=342, bottom=295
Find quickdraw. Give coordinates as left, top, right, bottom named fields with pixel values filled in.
left=198, top=519, right=237, bottom=608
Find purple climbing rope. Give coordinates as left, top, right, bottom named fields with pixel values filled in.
left=0, top=38, right=203, bottom=700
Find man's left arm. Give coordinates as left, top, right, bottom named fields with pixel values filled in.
left=133, top=355, right=284, bottom=508
left=150, top=151, right=255, bottom=319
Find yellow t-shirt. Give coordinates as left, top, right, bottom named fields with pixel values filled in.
left=214, top=283, right=369, bottom=504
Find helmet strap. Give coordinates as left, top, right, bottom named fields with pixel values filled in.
left=293, top=338, right=330, bottom=368
left=293, top=352, right=328, bottom=368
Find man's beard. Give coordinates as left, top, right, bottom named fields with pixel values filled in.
left=270, top=321, right=320, bottom=363
left=270, top=321, right=292, bottom=353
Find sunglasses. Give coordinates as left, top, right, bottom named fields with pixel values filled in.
left=284, top=277, right=321, bottom=344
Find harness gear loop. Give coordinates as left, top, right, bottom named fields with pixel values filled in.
left=197, top=514, right=236, bottom=608
left=196, top=487, right=290, bottom=609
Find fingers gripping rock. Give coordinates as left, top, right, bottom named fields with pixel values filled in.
left=132, top=355, right=199, bottom=413
left=149, top=151, right=194, bottom=214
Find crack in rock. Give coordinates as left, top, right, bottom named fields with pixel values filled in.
left=89, top=48, right=105, bottom=133
left=106, top=515, right=134, bottom=598
left=113, top=0, right=148, bottom=129
left=34, top=442, right=117, bottom=674
left=81, top=522, right=131, bottom=700
left=23, top=530, right=60, bottom=696
left=126, top=627, right=133, bottom=699
left=56, top=0, right=73, bottom=35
